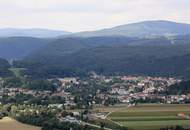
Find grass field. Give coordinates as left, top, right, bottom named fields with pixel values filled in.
left=9, top=68, right=25, bottom=77
left=0, top=117, right=41, bottom=130
left=107, top=104, right=190, bottom=130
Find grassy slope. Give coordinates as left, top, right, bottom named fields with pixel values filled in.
left=9, top=68, right=25, bottom=77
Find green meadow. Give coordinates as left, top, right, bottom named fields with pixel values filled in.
left=108, top=104, right=190, bottom=130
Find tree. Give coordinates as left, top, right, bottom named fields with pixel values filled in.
left=100, top=122, right=105, bottom=129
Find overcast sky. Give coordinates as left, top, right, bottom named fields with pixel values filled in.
left=0, top=0, right=190, bottom=32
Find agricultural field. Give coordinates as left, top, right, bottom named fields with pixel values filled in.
left=0, top=117, right=41, bottom=130
left=107, top=104, right=190, bottom=130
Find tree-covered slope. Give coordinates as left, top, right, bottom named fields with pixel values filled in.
left=69, top=21, right=190, bottom=38
left=41, top=45, right=190, bottom=77
left=167, top=80, right=190, bottom=95
left=0, top=58, right=13, bottom=77
left=15, top=35, right=190, bottom=78
left=0, top=37, right=51, bottom=60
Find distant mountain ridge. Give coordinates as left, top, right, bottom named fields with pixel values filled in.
left=2, top=20, right=190, bottom=78
left=0, top=28, right=71, bottom=38
left=2, top=21, right=190, bottom=38
left=69, top=20, right=190, bottom=38
left=1, top=20, right=190, bottom=61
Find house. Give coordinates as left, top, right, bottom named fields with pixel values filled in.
left=90, top=112, right=107, bottom=119
left=111, top=86, right=127, bottom=95
left=177, top=113, right=190, bottom=119
left=137, top=83, right=145, bottom=87
left=72, top=112, right=80, bottom=116
left=59, top=115, right=81, bottom=124
left=58, top=78, right=78, bottom=86
left=48, top=104, right=63, bottom=108
left=64, top=101, right=77, bottom=109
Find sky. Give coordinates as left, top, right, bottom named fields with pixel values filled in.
left=0, top=0, right=190, bottom=32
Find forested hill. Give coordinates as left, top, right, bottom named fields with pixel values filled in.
left=167, top=80, right=190, bottom=95
left=68, top=21, right=190, bottom=38
left=0, top=58, right=12, bottom=77
left=2, top=20, right=190, bottom=60
left=2, top=20, right=190, bottom=78
left=0, top=37, right=51, bottom=60
left=23, top=35, right=190, bottom=62
left=14, top=35, right=190, bottom=78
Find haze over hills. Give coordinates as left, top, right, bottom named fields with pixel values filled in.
left=70, top=20, right=190, bottom=38
left=0, top=28, right=71, bottom=38
left=1, top=20, right=190, bottom=38
left=1, top=20, right=190, bottom=78
left=0, top=20, right=190, bottom=61
left=17, top=35, right=190, bottom=78
left=0, top=37, right=52, bottom=60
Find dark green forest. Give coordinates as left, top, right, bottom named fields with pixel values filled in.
left=167, top=80, right=190, bottom=95
left=1, top=35, right=190, bottom=79
left=0, top=58, right=13, bottom=77
left=13, top=36, right=190, bottom=79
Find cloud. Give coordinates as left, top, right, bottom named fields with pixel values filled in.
left=0, top=0, right=189, bottom=32
left=0, top=0, right=133, bottom=13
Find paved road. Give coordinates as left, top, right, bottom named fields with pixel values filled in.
left=82, top=122, right=113, bottom=130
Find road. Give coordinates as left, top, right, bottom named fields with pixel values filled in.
left=82, top=122, right=113, bottom=130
